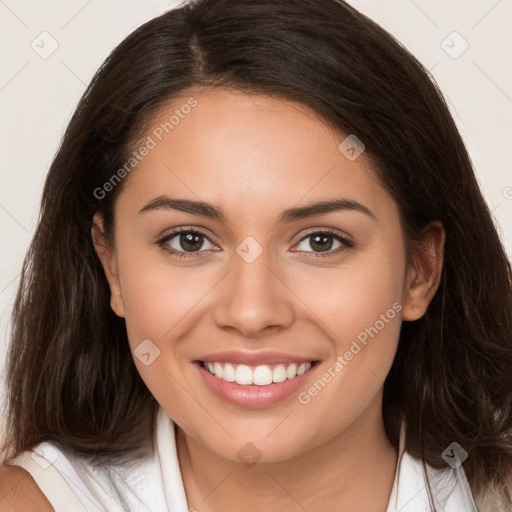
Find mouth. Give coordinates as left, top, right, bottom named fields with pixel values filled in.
left=194, top=359, right=320, bottom=409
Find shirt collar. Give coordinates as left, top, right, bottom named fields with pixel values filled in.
left=385, top=419, right=479, bottom=511
left=156, top=406, right=479, bottom=512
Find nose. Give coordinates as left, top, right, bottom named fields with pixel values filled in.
left=212, top=241, right=295, bottom=339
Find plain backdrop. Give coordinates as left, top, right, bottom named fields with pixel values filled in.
left=1, top=0, right=511, bottom=441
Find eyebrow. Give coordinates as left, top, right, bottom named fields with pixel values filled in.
left=138, top=195, right=376, bottom=223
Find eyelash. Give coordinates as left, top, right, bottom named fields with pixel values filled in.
left=156, top=227, right=354, bottom=260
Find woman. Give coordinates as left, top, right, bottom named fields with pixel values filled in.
left=1, top=0, right=511, bottom=510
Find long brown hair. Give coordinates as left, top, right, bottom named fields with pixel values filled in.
left=2, top=0, right=511, bottom=508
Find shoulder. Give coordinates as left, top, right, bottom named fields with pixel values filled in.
left=0, top=463, right=54, bottom=512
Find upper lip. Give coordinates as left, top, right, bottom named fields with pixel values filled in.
left=195, top=350, right=318, bottom=366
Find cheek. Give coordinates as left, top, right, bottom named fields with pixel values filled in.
left=292, top=237, right=406, bottom=416
left=294, top=235, right=406, bottom=345
left=117, top=247, right=212, bottom=344
left=114, top=250, right=209, bottom=416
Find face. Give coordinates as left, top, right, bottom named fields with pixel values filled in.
left=93, top=88, right=442, bottom=464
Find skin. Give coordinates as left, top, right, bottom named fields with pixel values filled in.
left=93, top=88, right=445, bottom=512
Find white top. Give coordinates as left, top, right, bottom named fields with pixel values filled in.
left=7, top=406, right=479, bottom=512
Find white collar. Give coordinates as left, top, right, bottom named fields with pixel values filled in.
left=156, top=406, right=479, bottom=512
left=11, top=406, right=479, bottom=511
left=385, top=418, right=478, bottom=511
left=156, top=406, right=189, bottom=511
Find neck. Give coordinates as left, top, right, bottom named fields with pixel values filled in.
left=176, top=394, right=398, bottom=512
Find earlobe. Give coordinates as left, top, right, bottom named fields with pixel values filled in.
left=402, top=221, right=445, bottom=321
left=91, top=212, right=126, bottom=318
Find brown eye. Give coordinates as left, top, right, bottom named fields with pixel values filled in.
left=294, top=230, right=353, bottom=258
left=174, top=232, right=204, bottom=252
left=157, top=228, right=218, bottom=258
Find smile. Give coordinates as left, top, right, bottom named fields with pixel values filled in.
left=195, top=359, right=320, bottom=409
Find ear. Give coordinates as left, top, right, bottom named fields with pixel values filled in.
left=91, top=212, right=126, bottom=318
left=402, top=221, right=445, bottom=321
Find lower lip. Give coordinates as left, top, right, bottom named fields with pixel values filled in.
left=195, top=362, right=319, bottom=409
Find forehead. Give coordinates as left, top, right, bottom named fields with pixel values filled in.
left=116, top=88, right=394, bottom=224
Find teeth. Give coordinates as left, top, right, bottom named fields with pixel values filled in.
left=235, top=364, right=253, bottom=385
left=223, top=363, right=236, bottom=382
left=253, top=365, right=273, bottom=385
left=214, top=362, right=223, bottom=379
left=286, top=363, right=297, bottom=379
left=203, top=361, right=314, bottom=386
left=272, top=364, right=287, bottom=383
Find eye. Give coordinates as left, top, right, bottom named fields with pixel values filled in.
left=156, top=228, right=218, bottom=259
left=156, top=227, right=353, bottom=260
left=293, top=229, right=353, bottom=258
